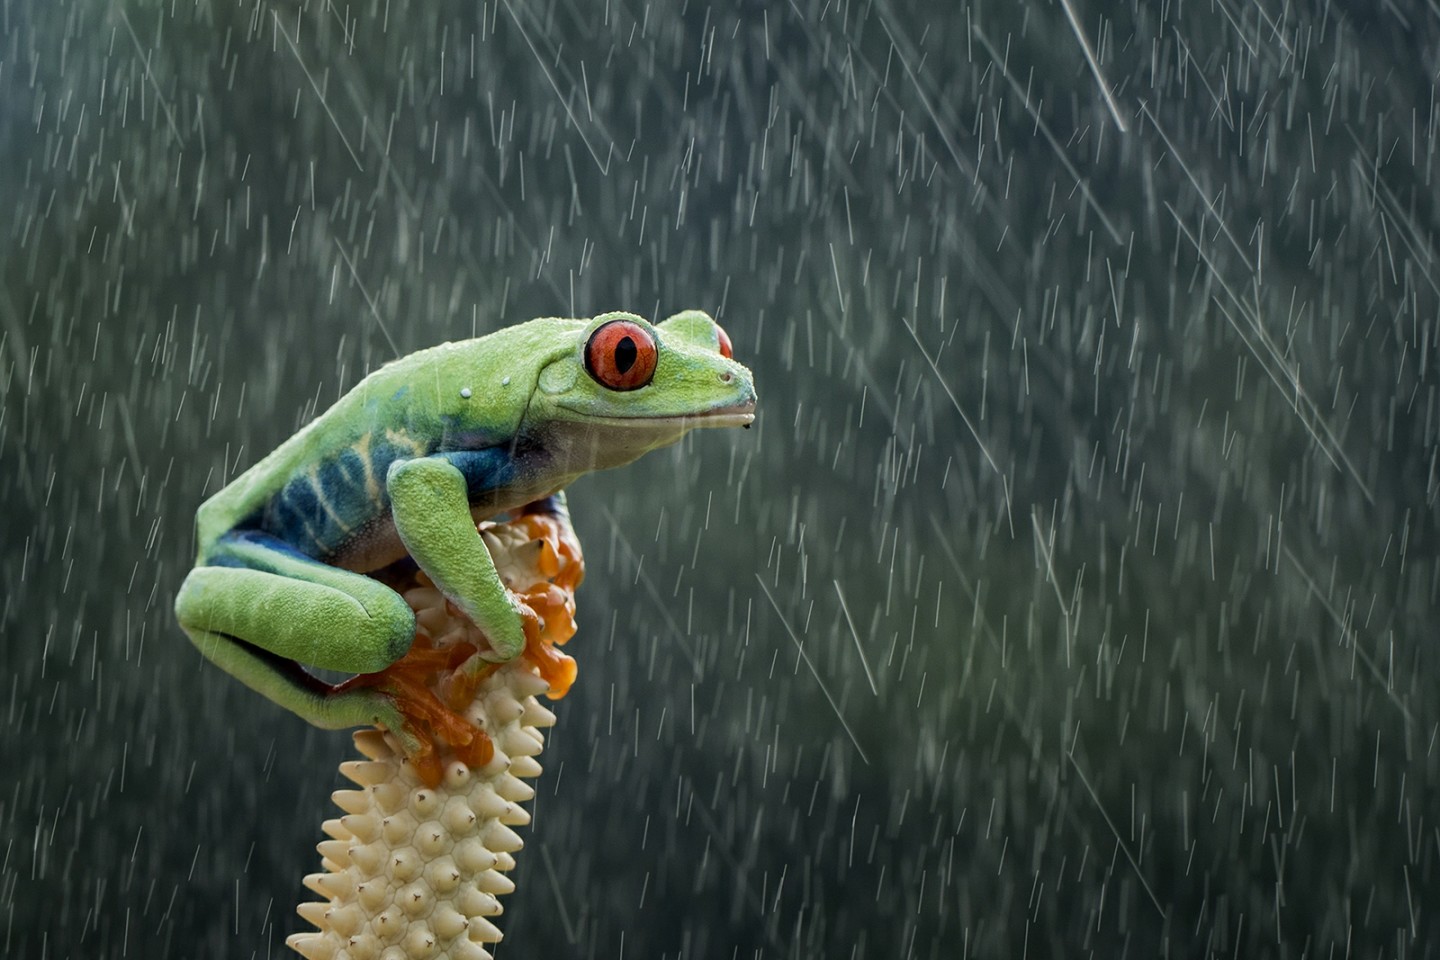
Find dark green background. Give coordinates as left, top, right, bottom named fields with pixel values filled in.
left=2, top=0, right=1436, bottom=956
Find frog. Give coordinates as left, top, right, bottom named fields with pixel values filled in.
left=175, top=310, right=755, bottom=769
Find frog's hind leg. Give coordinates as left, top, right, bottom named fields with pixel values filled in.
left=174, top=530, right=416, bottom=735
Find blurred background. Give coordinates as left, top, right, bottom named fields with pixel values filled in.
left=2, top=0, right=1437, bottom=956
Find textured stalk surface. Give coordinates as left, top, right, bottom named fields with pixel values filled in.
left=288, top=515, right=582, bottom=960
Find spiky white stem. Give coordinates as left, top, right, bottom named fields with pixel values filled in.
left=288, top=519, right=577, bottom=960
left=287, top=666, right=555, bottom=960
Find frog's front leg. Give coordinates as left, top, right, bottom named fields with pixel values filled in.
left=386, top=455, right=535, bottom=662
left=174, top=530, right=418, bottom=739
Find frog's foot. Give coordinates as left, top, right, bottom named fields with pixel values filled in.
left=446, top=601, right=543, bottom=708
left=444, top=579, right=579, bottom=703
left=334, top=650, right=494, bottom=788
left=403, top=576, right=542, bottom=666
left=381, top=515, right=583, bottom=750
left=517, top=581, right=580, bottom=697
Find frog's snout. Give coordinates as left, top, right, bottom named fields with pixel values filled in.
left=709, top=377, right=757, bottom=428
left=737, top=376, right=758, bottom=410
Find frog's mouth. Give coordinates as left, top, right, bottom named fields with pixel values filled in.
left=663, top=400, right=757, bottom=428
left=557, top=400, right=757, bottom=429
left=540, top=400, right=756, bottom=475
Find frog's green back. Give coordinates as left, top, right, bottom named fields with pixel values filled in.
left=192, top=319, right=584, bottom=559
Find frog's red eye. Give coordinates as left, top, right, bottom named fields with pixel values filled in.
left=716, top=325, right=733, bottom=359
left=585, top=320, right=658, bottom=391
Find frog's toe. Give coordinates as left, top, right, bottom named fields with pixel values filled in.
left=334, top=658, right=494, bottom=789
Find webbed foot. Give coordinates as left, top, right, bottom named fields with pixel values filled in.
left=334, top=643, right=494, bottom=788
left=334, top=513, right=585, bottom=786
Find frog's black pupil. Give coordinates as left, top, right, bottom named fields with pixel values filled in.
left=615, top=336, right=637, bottom=374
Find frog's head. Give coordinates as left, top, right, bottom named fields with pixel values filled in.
left=527, top=309, right=757, bottom=474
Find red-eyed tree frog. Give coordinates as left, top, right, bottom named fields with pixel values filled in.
left=175, top=310, right=755, bottom=762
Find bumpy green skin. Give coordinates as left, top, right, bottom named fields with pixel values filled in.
left=175, top=310, right=755, bottom=741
